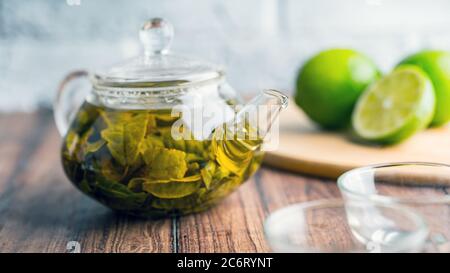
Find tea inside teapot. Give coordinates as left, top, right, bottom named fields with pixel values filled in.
left=62, top=102, right=261, bottom=217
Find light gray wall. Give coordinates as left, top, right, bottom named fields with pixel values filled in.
left=1, top=0, right=450, bottom=111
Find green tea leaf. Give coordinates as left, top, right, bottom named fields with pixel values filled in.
left=95, top=178, right=148, bottom=210
left=213, top=165, right=231, bottom=181
left=147, top=115, right=157, bottom=130
left=151, top=188, right=207, bottom=210
left=101, top=159, right=128, bottom=182
left=105, top=184, right=144, bottom=199
left=79, top=179, right=92, bottom=193
left=155, top=113, right=178, bottom=122
left=243, top=152, right=264, bottom=180
left=185, top=139, right=205, bottom=154
left=70, top=102, right=100, bottom=135
left=85, top=139, right=106, bottom=154
left=164, top=128, right=209, bottom=156
left=80, top=128, right=106, bottom=159
left=141, top=175, right=202, bottom=199
left=200, top=161, right=216, bottom=189
left=187, top=162, right=200, bottom=175
left=148, top=148, right=188, bottom=180
left=203, top=176, right=241, bottom=201
left=101, top=112, right=148, bottom=166
left=65, top=131, right=79, bottom=155
left=163, top=134, right=186, bottom=151
left=140, top=135, right=165, bottom=165
left=128, top=178, right=145, bottom=192
left=65, top=128, right=106, bottom=162
left=186, top=153, right=203, bottom=163
left=101, top=111, right=130, bottom=127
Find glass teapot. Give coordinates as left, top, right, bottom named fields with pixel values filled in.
left=54, top=18, right=288, bottom=218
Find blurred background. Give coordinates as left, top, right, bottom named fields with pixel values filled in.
left=1, top=0, right=450, bottom=112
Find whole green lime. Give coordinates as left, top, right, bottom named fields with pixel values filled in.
left=295, top=49, right=381, bottom=129
left=398, top=50, right=450, bottom=127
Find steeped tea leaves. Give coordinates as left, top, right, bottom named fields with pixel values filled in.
left=185, top=139, right=207, bottom=155
left=200, top=161, right=216, bottom=189
left=101, top=159, right=128, bottom=182
left=85, top=139, right=106, bottom=154
left=186, top=153, right=203, bottom=163
left=212, top=165, right=231, bottom=182
left=162, top=130, right=187, bottom=151
left=140, top=175, right=202, bottom=199
left=140, top=135, right=165, bottom=165
left=79, top=179, right=92, bottom=194
left=147, top=148, right=188, bottom=180
left=70, top=102, right=100, bottom=134
left=128, top=178, right=144, bottom=193
left=101, top=112, right=148, bottom=166
left=203, top=176, right=241, bottom=201
left=187, top=162, right=200, bottom=175
left=95, top=178, right=148, bottom=210
left=61, top=101, right=264, bottom=218
left=65, top=131, right=78, bottom=155
left=151, top=188, right=207, bottom=211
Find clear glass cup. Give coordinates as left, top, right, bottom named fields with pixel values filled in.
left=264, top=199, right=428, bottom=253
left=338, top=162, right=450, bottom=252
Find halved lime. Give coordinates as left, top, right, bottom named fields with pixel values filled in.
left=398, top=50, right=450, bottom=127
left=352, top=66, right=435, bottom=144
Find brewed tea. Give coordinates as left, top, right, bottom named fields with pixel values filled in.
left=62, top=101, right=263, bottom=217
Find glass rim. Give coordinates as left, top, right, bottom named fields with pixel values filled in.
left=91, top=73, right=225, bottom=96
left=263, top=198, right=429, bottom=253
left=337, top=162, right=450, bottom=205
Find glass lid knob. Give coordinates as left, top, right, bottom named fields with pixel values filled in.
left=139, top=18, right=174, bottom=56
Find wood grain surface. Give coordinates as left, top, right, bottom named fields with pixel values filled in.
left=0, top=110, right=342, bottom=253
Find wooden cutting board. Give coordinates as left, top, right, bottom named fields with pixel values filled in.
left=263, top=101, right=450, bottom=179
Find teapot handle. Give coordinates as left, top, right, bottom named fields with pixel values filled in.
left=53, top=70, right=90, bottom=136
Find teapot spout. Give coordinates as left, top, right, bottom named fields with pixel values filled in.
left=212, top=89, right=288, bottom=154
left=211, top=90, right=288, bottom=175
left=233, top=89, right=288, bottom=142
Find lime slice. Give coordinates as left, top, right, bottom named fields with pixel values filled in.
left=398, top=50, right=450, bottom=127
left=352, top=66, right=435, bottom=144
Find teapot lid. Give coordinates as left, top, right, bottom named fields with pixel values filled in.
left=92, top=18, right=223, bottom=89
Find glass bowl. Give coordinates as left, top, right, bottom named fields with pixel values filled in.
left=264, top=199, right=428, bottom=253
left=338, top=162, right=450, bottom=252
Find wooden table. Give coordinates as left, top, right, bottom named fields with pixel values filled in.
left=0, top=110, right=341, bottom=253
